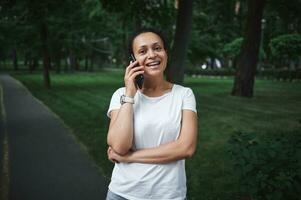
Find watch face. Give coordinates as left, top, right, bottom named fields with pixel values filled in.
left=120, top=95, right=125, bottom=105
left=120, top=95, right=134, bottom=105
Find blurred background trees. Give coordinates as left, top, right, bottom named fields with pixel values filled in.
left=0, top=0, right=300, bottom=95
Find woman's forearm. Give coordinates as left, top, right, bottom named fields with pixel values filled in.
left=127, top=139, right=195, bottom=164
left=107, top=103, right=134, bottom=155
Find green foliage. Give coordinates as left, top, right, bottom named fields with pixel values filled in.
left=228, top=131, right=301, bottom=200
left=223, top=37, right=266, bottom=60
left=0, top=0, right=177, bottom=68
left=189, top=0, right=243, bottom=64
left=223, top=37, right=243, bottom=59
left=270, top=34, right=301, bottom=60
left=1, top=0, right=300, bottom=69
left=188, top=28, right=221, bottom=63
left=265, top=0, right=301, bottom=38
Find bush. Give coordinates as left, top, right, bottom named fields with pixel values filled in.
left=270, top=34, right=301, bottom=61
left=228, top=131, right=301, bottom=200
left=185, top=68, right=235, bottom=76
left=257, top=69, right=301, bottom=81
left=185, top=68, right=301, bottom=81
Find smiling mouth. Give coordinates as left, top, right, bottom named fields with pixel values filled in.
left=146, top=61, right=161, bottom=67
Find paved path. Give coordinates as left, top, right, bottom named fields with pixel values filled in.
left=0, top=74, right=108, bottom=200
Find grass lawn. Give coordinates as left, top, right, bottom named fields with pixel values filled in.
left=13, top=71, right=301, bottom=200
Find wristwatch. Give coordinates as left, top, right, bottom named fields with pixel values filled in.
left=120, top=95, right=135, bottom=105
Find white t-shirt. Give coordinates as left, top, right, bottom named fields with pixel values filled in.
left=107, top=84, right=197, bottom=200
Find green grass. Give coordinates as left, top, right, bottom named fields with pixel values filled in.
left=13, top=71, right=301, bottom=200
left=0, top=84, right=9, bottom=200
left=0, top=84, right=4, bottom=200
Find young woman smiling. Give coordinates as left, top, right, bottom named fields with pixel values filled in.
left=106, top=28, right=198, bottom=200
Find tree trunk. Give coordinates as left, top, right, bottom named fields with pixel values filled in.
left=85, top=55, right=88, bottom=71
left=40, top=22, right=51, bottom=89
left=90, top=52, right=95, bottom=71
left=122, top=18, right=129, bottom=66
left=48, top=57, right=52, bottom=70
left=24, top=52, right=30, bottom=67
left=75, top=58, right=80, bottom=71
left=24, top=57, right=28, bottom=67
left=69, top=50, right=79, bottom=72
left=33, top=59, right=38, bottom=71
left=233, top=58, right=237, bottom=69
left=231, top=0, right=265, bottom=97
left=56, top=58, right=61, bottom=73
left=166, top=0, right=193, bottom=84
left=29, top=58, right=38, bottom=73
left=28, top=59, right=32, bottom=72
left=64, top=57, right=69, bottom=72
left=12, top=49, right=18, bottom=71
left=210, top=58, right=214, bottom=69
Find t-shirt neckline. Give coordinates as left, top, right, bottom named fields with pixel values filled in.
left=138, top=84, right=175, bottom=100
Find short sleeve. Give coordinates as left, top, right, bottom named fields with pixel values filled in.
left=107, top=88, right=125, bottom=118
left=182, top=88, right=197, bottom=113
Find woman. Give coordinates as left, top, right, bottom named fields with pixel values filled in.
left=106, top=28, right=198, bottom=200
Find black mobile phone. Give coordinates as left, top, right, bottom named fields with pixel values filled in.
left=130, top=54, right=144, bottom=89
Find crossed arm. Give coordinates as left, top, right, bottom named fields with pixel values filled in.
left=107, top=106, right=198, bottom=164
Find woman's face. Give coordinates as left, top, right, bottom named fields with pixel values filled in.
left=132, top=32, right=167, bottom=77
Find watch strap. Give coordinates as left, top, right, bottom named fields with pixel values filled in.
left=120, top=95, right=134, bottom=105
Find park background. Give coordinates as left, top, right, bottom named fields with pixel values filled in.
left=0, top=0, right=301, bottom=199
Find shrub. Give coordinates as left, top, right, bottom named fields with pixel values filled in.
left=228, top=131, right=301, bottom=200
left=185, top=68, right=235, bottom=76
left=270, top=34, right=301, bottom=61
left=185, top=68, right=301, bottom=81
left=256, top=69, right=301, bottom=81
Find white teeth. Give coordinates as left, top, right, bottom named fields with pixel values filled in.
left=147, top=61, right=160, bottom=66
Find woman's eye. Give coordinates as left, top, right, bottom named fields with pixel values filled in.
left=139, top=50, right=146, bottom=54
left=155, top=46, right=162, bottom=51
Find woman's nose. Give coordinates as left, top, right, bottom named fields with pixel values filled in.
left=147, top=50, right=156, bottom=58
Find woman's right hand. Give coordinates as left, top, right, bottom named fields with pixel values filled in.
left=124, top=60, right=144, bottom=97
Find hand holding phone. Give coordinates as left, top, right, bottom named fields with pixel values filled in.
left=130, top=54, right=144, bottom=89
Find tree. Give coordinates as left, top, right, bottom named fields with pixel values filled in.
left=3, top=0, right=57, bottom=88
left=0, top=1, right=21, bottom=70
left=1, top=0, right=98, bottom=87
left=166, top=0, right=193, bottom=84
left=231, top=0, right=266, bottom=97
left=40, top=22, right=51, bottom=88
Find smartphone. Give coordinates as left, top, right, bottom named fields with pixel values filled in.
left=130, top=54, right=144, bottom=89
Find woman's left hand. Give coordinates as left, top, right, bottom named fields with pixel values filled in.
left=107, top=146, right=131, bottom=163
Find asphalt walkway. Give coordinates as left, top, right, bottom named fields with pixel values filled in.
left=0, top=74, right=108, bottom=200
